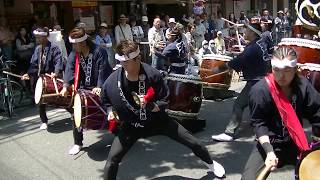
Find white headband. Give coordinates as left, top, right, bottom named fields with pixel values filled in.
left=33, top=29, right=48, bottom=36
left=247, top=24, right=262, bottom=37
left=271, top=58, right=297, bottom=69
left=69, top=34, right=88, bottom=43
left=115, top=47, right=140, bottom=62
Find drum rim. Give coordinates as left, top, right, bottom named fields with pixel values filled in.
left=202, top=54, right=233, bottom=61
left=279, top=38, right=320, bottom=49
left=73, top=93, right=83, bottom=128
left=298, top=149, right=320, bottom=180
left=167, top=73, right=202, bottom=81
left=166, top=77, right=203, bottom=84
left=299, top=63, right=320, bottom=71
left=34, top=76, right=44, bottom=104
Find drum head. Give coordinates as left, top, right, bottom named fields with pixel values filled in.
left=73, top=93, right=82, bottom=128
left=34, top=77, right=43, bottom=104
left=299, top=150, right=320, bottom=180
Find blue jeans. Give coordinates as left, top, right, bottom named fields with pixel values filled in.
left=151, top=53, right=165, bottom=71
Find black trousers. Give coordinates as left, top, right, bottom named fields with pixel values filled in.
left=39, top=104, right=48, bottom=123
left=242, top=141, right=298, bottom=180
left=104, top=115, right=213, bottom=180
left=65, top=108, right=83, bottom=146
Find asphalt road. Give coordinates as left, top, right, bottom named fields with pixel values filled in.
left=0, top=81, right=299, bottom=180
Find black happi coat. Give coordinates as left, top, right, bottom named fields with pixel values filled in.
left=28, top=41, right=63, bottom=76
left=101, top=63, right=170, bottom=127
left=63, top=45, right=112, bottom=89
left=228, top=38, right=270, bottom=81
left=249, top=75, right=320, bottom=144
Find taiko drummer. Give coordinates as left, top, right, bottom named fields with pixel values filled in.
left=242, top=47, right=320, bottom=179
left=211, top=22, right=271, bottom=142
left=100, top=40, right=225, bottom=179
left=60, top=27, right=113, bottom=155
left=21, top=27, right=64, bottom=130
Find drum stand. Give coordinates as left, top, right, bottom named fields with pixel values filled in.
left=167, top=110, right=206, bottom=133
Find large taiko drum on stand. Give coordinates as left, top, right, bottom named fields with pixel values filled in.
left=299, top=63, right=320, bottom=92
left=34, top=74, right=73, bottom=108
left=297, top=149, right=320, bottom=180
left=199, top=54, right=233, bottom=90
left=165, top=73, right=205, bottom=132
left=278, top=38, right=320, bottom=64
left=73, top=89, right=107, bottom=130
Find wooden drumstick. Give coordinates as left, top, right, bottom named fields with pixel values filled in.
left=221, top=17, right=244, bottom=27
left=87, top=94, right=108, bottom=116
left=52, top=78, right=59, bottom=94
left=256, top=165, right=272, bottom=180
left=198, top=68, right=214, bottom=73
left=201, top=69, right=231, bottom=80
left=3, top=71, right=23, bottom=78
left=221, top=18, right=244, bottom=51
left=42, top=93, right=61, bottom=98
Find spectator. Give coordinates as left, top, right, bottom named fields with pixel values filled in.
left=214, top=31, right=226, bottom=54
left=208, top=39, right=217, bottom=54
left=198, top=40, right=213, bottom=58
left=141, top=16, right=150, bottom=42
left=15, top=26, right=34, bottom=74
left=165, top=18, right=176, bottom=39
left=227, top=12, right=238, bottom=37
left=114, top=14, right=133, bottom=45
left=274, top=10, right=286, bottom=43
left=194, top=15, right=206, bottom=50
left=0, top=18, right=15, bottom=61
left=130, top=18, right=144, bottom=43
left=140, top=16, right=151, bottom=63
left=95, top=22, right=115, bottom=68
left=185, top=23, right=196, bottom=51
left=237, top=11, right=250, bottom=35
left=148, top=18, right=166, bottom=70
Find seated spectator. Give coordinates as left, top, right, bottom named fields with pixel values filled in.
left=214, top=31, right=226, bottom=54
left=15, top=26, right=34, bottom=74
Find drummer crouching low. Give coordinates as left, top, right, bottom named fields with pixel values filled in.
left=242, top=47, right=320, bottom=180
left=21, top=27, right=64, bottom=130
left=155, top=28, right=187, bottom=74
left=60, top=27, right=113, bottom=155
left=101, top=40, right=225, bottom=179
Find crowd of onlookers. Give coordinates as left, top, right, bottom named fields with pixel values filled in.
left=0, top=8, right=299, bottom=79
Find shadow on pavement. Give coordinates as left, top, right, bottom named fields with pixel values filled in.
left=85, top=131, right=114, bottom=162
left=150, top=173, right=217, bottom=180
left=47, top=118, right=72, bottom=134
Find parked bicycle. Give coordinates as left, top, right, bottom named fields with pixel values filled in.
left=0, top=53, right=24, bottom=118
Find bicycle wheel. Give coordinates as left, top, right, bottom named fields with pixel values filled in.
left=4, top=94, right=13, bottom=118
left=9, top=80, right=24, bottom=107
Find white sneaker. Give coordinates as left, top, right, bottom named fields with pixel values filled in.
left=68, top=145, right=82, bottom=155
left=203, top=160, right=226, bottom=178
left=211, top=133, right=233, bottom=142
left=39, top=123, right=48, bottom=130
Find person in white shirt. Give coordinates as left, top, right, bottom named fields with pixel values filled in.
left=148, top=18, right=166, bottom=70
left=114, top=14, right=133, bottom=45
